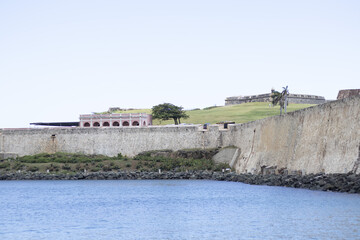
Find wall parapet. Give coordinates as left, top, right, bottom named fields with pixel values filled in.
left=0, top=124, right=233, bottom=158
left=225, top=92, right=326, bottom=105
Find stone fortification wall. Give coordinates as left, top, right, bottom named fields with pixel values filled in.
left=0, top=125, right=231, bottom=158
left=1, top=95, right=359, bottom=175
left=287, top=94, right=326, bottom=104
left=337, top=89, right=360, bottom=100
left=225, top=93, right=271, bottom=105
left=230, top=95, right=360, bottom=175
left=225, top=93, right=326, bottom=105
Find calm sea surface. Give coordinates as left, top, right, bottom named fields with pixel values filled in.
left=0, top=180, right=359, bottom=240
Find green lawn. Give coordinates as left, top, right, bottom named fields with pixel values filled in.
left=108, top=102, right=315, bottom=125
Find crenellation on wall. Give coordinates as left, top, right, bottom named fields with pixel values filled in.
left=225, top=92, right=326, bottom=105
left=337, top=89, right=360, bottom=100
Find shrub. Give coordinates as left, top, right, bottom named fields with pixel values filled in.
left=102, top=165, right=111, bottom=171
left=136, top=162, right=143, bottom=170
left=28, top=166, right=39, bottom=172
left=213, top=163, right=231, bottom=171
left=62, top=164, right=72, bottom=171
left=48, top=164, right=60, bottom=172
left=90, top=167, right=100, bottom=172
left=75, top=164, right=82, bottom=170
left=150, top=166, right=159, bottom=172
left=0, top=162, right=10, bottom=169
left=147, top=162, right=156, bottom=168
left=13, top=162, right=25, bottom=170
left=112, top=165, right=120, bottom=170
left=18, top=152, right=114, bottom=164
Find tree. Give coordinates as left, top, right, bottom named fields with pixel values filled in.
left=151, top=103, right=189, bottom=125
left=271, top=86, right=289, bottom=115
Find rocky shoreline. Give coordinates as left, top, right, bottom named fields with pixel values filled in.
left=1, top=171, right=359, bottom=194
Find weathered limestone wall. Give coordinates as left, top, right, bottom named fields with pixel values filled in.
left=337, top=89, right=360, bottom=100
left=231, top=95, right=360, bottom=175
left=0, top=125, right=231, bottom=158
left=1, top=95, right=359, bottom=175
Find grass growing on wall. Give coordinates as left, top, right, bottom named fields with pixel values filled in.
left=109, top=102, right=315, bottom=125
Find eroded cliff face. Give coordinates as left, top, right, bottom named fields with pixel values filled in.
left=231, top=95, right=360, bottom=175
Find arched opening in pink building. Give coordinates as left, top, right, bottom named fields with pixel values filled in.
left=79, top=113, right=152, bottom=128
left=132, top=121, right=139, bottom=126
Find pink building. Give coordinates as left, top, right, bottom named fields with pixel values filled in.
left=79, top=113, right=152, bottom=127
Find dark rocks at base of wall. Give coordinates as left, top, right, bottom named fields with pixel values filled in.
left=230, top=173, right=360, bottom=194
left=1, top=171, right=360, bottom=194
left=0, top=171, right=219, bottom=181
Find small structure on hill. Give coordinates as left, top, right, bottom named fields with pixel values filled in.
left=337, top=89, right=360, bottom=100
left=225, top=90, right=326, bottom=106
left=79, top=113, right=152, bottom=127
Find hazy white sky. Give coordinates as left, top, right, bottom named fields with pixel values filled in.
left=1, top=0, right=359, bottom=128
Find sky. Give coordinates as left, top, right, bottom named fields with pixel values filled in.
left=1, top=0, right=359, bottom=128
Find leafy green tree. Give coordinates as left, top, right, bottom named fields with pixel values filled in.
left=271, top=86, right=289, bottom=115
left=152, top=103, right=189, bottom=125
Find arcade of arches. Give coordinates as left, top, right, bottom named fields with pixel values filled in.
left=79, top=113, right=152, bottom=128
left=83, top=120, right=147, bottom=127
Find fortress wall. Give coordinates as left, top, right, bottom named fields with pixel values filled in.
left=287, top=97, right=326, bottom=104
left=1, top=95, right=359, bottom=175
left=0, top=125, right=230, bottom=158
left=225, top=93, right=326, bottom=105
left=231, top=95, right=360, bottom=174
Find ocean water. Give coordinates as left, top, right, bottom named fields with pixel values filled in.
left=0, top=180, right=359, bottom=240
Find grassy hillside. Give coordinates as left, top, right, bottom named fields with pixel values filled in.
left=108, top=102, right=315, bottom=125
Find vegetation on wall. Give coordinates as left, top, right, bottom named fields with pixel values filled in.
left=0, top=151, right=230, bottom=174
